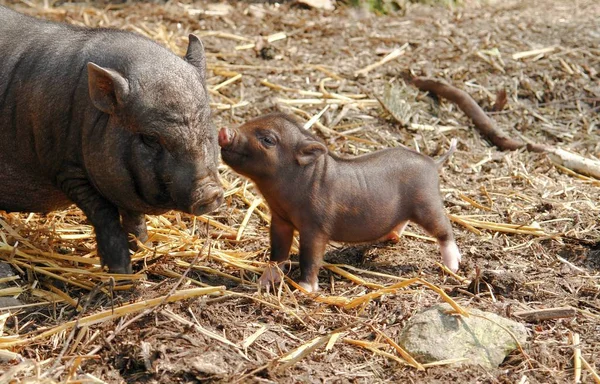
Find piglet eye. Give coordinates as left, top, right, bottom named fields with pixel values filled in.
left=259, top=136, right=276, bottom=148
left=141, top=134, right=161, bottom=149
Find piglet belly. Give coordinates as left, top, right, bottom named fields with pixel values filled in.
left=328, top=206, right=401, bottom=243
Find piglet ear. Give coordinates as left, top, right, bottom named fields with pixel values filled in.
left=87, top=62, right=129, bottom=114
left=296, top=138, right=327, bottom=166
left=185, top=34, right=206, bottom=81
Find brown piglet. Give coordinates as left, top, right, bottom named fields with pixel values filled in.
left=219, top=113, right=461, bottom=292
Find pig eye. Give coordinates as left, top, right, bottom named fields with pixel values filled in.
left=259, top=135, right=276, bottom=148
left=140, top=134, right=161, bottom=149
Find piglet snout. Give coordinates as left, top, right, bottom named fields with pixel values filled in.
left=218, top=127, right=235, bottom=148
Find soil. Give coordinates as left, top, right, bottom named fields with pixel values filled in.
left=0, top=0, right=599, bottom=383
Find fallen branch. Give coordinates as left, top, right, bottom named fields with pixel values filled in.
left=411, top=77, right=524, bottom=151
left=410, top=77, right=600, bottom=180
left=528, top=144, right=600, bottom=180
left=513, top=307, right=577, bottom=322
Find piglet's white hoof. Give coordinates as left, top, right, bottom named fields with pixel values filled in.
left=298, top=280, right=319, bottom=293
left=259, top=264, right=283, bottom=287
left=441, top=241, right=462, bottom=273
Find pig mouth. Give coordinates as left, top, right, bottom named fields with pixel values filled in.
left=191, top=195, right=223, bottom=216
left=220, top=147, right=248, bottom=163
left=187, top=182, right=223, bottom=216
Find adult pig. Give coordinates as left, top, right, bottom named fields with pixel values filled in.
left=0, top=6, right=223, bottom=273
left=219, top=113, right=461, bottom=292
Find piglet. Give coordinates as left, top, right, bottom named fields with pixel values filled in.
left=219, top=113, right=461, bottom=292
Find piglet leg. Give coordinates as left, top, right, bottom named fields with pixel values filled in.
left=297, top=231, right=328, bottom=293
left=432, top=230, right=461, bottom=272
left=440, top=240, right=462, bottom=272
left=379, top=221, right=409, bottom=243
left=259, top=263, right=286, bottom=288
left=414, top=203, right=462, bottom=272
left=259, top=214, right=295, bottom=287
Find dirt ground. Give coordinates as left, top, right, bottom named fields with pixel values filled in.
left=0, top=0, right=599, bottom=383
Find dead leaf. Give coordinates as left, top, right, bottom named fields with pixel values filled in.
left=492, top=89, right=507, bottom=111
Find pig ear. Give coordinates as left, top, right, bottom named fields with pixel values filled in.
left=87, top=63, right=129, bottom=114
left=185, top=34, right=206, bottom=80
left=296, top=139, right=327, bottom=166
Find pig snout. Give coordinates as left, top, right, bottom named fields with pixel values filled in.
left=189, top=176, right=224, bottom=216
left=171, top=165, right=223, bottom=216
left=218, top=127, right=235, bottom=148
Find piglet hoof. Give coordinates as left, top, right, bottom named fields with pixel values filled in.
left=298, top=280, right=319, bottom=293
left=380, top=232, right=401, bottom=244
left=441, top=241, right=462, bottom=273
left=258, top=263, right=284, bottom=287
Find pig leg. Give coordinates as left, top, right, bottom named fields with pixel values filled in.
left=413, top=203, right=461, bottom=272
left=297, top=232, right=328, bottom=293
left=379, top=221, right=409, bottom=243
left=259, top=214, right=294, bottom=287
left=120, top=209, right=148, bottom=251
left=58, top=171, right=132, bottom=273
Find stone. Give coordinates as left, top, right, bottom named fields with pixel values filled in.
left=0, top=262, right=21, bottom=309
left=398, top=303, right=527, bottom=369
left=0, top=297, right=22, bottom=309
left=0, top=262, right=16, bottom=279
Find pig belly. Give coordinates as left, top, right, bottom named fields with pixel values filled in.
left=332, top=224, right=397, bottom=243
left=0, top=163, right=71, bottom=213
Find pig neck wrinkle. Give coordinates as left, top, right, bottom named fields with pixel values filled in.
left=259, top=153, right=332, bottom=207
left=293, top=153, right=333, bottom=199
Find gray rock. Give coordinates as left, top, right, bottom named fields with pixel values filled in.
left=0, top=297, right=22, bottom=309
left=0, top=262, right=21, bottom=309
left=398, top=303, right=527, bottom=369
left=0, top=262, right=16, bottom=279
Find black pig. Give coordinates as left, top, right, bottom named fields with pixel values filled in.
left=0, top=6, right=223, bottom=273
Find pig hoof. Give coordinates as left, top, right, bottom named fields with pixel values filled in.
left=258, top=264, right=283, bottom=287
left=129, top=237, right=152, bottom=252
left=298, top=280, right=319, bottom=293
left=108, top=264, right=133, bottom=274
